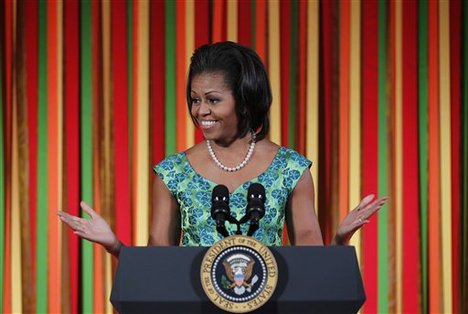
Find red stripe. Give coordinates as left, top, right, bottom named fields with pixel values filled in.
left=24, top=0, right=38, bottom=297
left=237, top=0, right=251, bottom=47
left=212, top=0, right=226, bottom=43
left=63, top=1, right=80, bottom=313
left=428, top=2, right=441, bottom=311
left=112, top=0, right=132, bottom=245
left=280, top=0, right=290, bottom=147
left=194, top=0, right=210, bottom=143
left=402, top=1, right=420, bottom=312
left=47, top=1, right=61, bottom=310
left=297, top=0, right=307, bottom=155
left=361, top=1, right=379, bottom=313
left=150, top=0, right=165, bottom=164
left=449, top=0, right=461, bottom=312
left=318, top=0, right=334, bottom=242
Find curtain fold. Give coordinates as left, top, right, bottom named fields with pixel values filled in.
left=1, top=1, right=466, bottom=313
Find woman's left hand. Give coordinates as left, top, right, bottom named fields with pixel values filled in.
left=333, top=194, right=388, bottom=245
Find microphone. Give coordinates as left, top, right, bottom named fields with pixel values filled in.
left=211, top=185, right=230, bottom=238
left=245, top=183, right=266, bottom=236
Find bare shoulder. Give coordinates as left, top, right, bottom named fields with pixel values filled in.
left=185, top=142, right=208, bottom=163
left=254, top=139, right=280, bottom=156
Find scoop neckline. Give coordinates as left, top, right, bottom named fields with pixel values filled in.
left=182, top=146, right=284, bottom=194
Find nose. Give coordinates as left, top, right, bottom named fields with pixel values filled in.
left=198, top=100, right=211, bottom=116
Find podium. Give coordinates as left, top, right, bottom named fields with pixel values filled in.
left=111, top=246, right=365, bottom=313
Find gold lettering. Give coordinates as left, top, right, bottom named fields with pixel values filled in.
left=247, top=239, right=257, bottom=248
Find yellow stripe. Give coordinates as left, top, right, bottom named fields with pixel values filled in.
left=438, top=1, right=452, bottom=312
left=101, top=1, right=113, bottom=312
left=348, top=0, right=361, bottom=260
left=11, top=68, right=22, bottom=314
left=306, top=0, right=319, bottom=212
left=10, top=3, right=20, bottom=310
left=394, top=1, right=403, bottom=312
left=227, top=0, right=237, bottom=42
left=268, top=0, right=281, bottom=144
left=135, top=0, right=150, bottom=245
left=11, top=3, right=21, bottom=303
left=186, top=0, right=195, bottom=148
left=104, top=254, right=113, bottom=313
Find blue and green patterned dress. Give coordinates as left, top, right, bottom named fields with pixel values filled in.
left=153, top=146, right=312, bottom=246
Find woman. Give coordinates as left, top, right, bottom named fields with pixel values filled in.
left=58, top=42, right=387, bottom=256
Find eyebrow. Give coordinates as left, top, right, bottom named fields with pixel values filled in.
left=190, top=90, right=222, bottom=95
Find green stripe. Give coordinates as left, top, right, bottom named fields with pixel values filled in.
left=377, top=0, right=388, bottom=312
left=128, top=0, right=133, bottom=162
left=165, top=1, right=176, bottom=156
left=36, top=2, right=48, bottom=312
left=288, top=0, right=298, bottom=149
left=418, top=2, right=429, bottom=313
left=80, top=1, right=94, bottom=312
left=0, top=25, right=5, bottom=313
left=461, top=2, right=468, bottom=313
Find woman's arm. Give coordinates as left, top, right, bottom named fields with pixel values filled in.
left=332, top=194, right=388, bottom=245
left=286, top=170, right=324, bottom=245
left=58, top=175, right=182, bottom=257
left=148, top=175, right=181, bottom=246
left=285, top=170, right=388, bottom=246
left=57, top=202, right=122, bottom=257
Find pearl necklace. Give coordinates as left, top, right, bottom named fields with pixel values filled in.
left=206, top=131, right=256, bottom=172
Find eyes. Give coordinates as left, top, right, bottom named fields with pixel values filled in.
left=191, top=97, right=220, bottom=105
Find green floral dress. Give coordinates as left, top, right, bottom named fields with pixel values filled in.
left=153, top=146, right=312, bottom=246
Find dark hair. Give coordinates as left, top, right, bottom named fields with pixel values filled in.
left=186, top=41, right=272, bottom=141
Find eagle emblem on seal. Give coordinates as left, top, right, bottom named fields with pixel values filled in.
left=222, top=253, right=259, bottom=295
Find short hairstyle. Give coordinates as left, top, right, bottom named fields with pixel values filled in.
left=186, top=41, right=272, bottom=141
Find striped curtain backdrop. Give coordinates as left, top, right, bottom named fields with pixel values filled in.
left=1, top=0, right=467, bottom=313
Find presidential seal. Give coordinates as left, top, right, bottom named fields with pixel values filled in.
left=200, top=235, right=278, bottom=313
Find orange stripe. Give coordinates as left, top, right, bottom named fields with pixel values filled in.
left=338, top=0, right=350, bottom=221
left=255, top=0, right=266, bottom=63
left=176, top=1, right=187, bottom=151
left=428, top=1, right=441, bottom=312
left=47, top=1, right=61, bottom=312
left=212, top=0, right=225, bottom=42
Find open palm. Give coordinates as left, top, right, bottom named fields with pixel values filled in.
left=335, top=194, right=388, bottom=245
left=57, top=201, right=119, bottom=253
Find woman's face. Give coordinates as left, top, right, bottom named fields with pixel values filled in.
left=190, top=72, right=238, bottom=144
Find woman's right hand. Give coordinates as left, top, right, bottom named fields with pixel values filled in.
left=57, top=201, right=121, bottom=256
